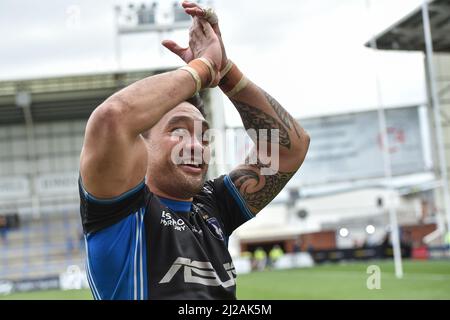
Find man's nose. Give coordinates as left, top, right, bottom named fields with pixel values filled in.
left=186, top=135, right=204, bottom=153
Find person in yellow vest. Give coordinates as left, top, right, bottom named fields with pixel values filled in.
left=241, top=251, right=255, bottom=271
left=254, top=247, right=267, bottom=271
left=269, top=245, right=284, bottom=269
left=445, top=231, right=450, bottom=250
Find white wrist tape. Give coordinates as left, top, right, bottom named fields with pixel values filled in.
left=220, top=60, right=233, bottom=79
left=203, top=7, right=218, bottom=24
left=180, top=66, right=202, bottom=94
left=225, top=76, right=249, bottom=97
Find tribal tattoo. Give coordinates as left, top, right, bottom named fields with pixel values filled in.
left=231, top=100, right=292, bottom=149
left=229, top=161, right=295, bottom=212
left=229, top=88, right=305, bottom=213
left=261, top=89, right=302, bottom=139
left=231, top=88, right=303, bottom=150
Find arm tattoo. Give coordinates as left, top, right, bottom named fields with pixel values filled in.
left=232, top=100, right=292, bottom=149
left=229, top=88, right=304, bottom=212
left=262, top=89, right=301, bottom=139
left=229, top=162, right=295, bottom=212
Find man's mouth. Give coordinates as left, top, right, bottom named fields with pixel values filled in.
left=178, top=159, right=204, bottom=174
left=181, top=160, right=202, bottom=168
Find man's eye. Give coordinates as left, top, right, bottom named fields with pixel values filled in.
left=203, top=130, right=213, bottom=144
left=202, top=134, right=210, bottom=146
left=171, top=128, right=189, bottom=136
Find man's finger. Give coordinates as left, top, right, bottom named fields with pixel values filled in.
left=191, top=17, right=205, bottom=37
left=211, top=22, right=221, bottom=35
left=161, top=40, right=186, bottom=57
left=183, top=3, right=219, bottom=25
left=184, top=7, right=204, bottom=17
left=182, top=1, right=206, bottom=20
left=182, top=1, right=201, bottom=9
left=198, top=18, right=214, bottom=37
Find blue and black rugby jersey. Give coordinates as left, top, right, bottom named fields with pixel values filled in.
left=78, top=174, right=255, bottom=300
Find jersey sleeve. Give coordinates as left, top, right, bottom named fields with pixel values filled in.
left=78, top=176, right=150, bottom=300
left=195, top=174, right=255, bottom=237
left=78, top=176, right=149, bottom=235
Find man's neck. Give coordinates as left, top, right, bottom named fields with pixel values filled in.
left=146, top=182, right=193, bottom=202
left=154, top=192, right=193, bottom=213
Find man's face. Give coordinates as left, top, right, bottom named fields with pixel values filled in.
left=145, top=102, right=210, bottom=200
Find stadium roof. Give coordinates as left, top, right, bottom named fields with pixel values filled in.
left=0, top=69, right=171, bottom=125
left=365, top=0, right=450, bottom=52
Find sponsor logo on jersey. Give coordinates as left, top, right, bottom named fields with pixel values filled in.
left=159, top=257, right=236, bottom=288
left=192, top=204, right=225, bottom=241
left=160, top=210, right=186, bottom=231
left=205, top=217, right=225, bottom=241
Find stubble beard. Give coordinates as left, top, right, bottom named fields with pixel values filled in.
left=153, top=161, right=208, bottom=199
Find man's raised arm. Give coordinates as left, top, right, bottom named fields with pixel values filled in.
left=80, top=18, right=222, bottom=198
left=223, top=71, right=310, bottom=214
left=176, top=2, right=310, bottom=214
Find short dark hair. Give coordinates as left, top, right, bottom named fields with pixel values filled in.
left=186, top=93, right=206, bottom=117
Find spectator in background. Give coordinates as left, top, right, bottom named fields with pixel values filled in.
left=254, top=247, right=267, bottom=271
left=292, top=238, right=302, bottom=266
left=445, top=232, right=450, bottom=250
left=241, top=251, right=255, bottom=271
left=269, top=245, right=284, bottom=269
left=380, top=232, right=391, bottom=259
left=293, top=238, right=302, bottom=253
left=400, top=230, right=413, bottom=259
left=362, top=236, right=371, bottom=248
left=307, top=243, right=314, bottom=254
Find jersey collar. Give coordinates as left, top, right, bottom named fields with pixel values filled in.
left=158, top=196, right=192, bottom=212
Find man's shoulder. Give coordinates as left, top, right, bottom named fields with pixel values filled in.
left=193, top=174, right=228, bottom=202
left=192, top=176, right=224, bottom=214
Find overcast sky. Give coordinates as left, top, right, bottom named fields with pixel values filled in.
left=0, top=0, right=428, bottom=126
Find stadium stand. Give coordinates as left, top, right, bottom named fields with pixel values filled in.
left=0, top=69, right=184, bottom=282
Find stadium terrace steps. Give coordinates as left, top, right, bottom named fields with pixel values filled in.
left=1, top=257, right=85, bottom=281
left=0, top=212, right=85, bottom=281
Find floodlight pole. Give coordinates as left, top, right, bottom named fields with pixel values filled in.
left=421, top=0, right=450, bottom=247
left=366, top=0, right=403, bottom=279
left=375, top=100, right=404, bottom=280
left=16, top=91, right=40, bottom=219
left=114, top=6, right=123, bottom=71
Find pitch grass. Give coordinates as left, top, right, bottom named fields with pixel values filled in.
left=1, top=260, right=450, bottom=300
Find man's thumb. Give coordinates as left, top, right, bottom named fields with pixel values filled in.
left=161, top=40, right=185, bottom=57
